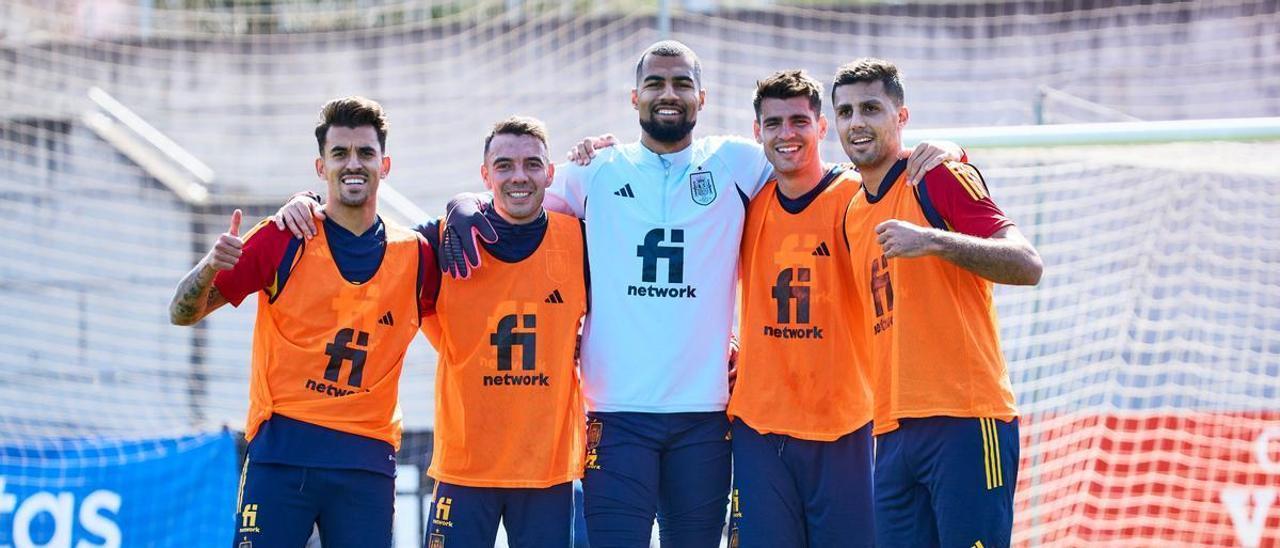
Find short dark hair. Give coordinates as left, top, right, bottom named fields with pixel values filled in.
left=753, top=69, right=824, bottom=119
left=831, top=58, right=905, bottom=107
left=483, top=115, right=550, bottom=157
left=635, top=40, right=702, bottom=86
left=314, top=96, right=388, bottom=155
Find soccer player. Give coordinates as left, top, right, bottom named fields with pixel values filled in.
left=270, top=116, right=590, bottom=546
left=435, top=42, right=960, bottom=547
left=169, top=97, right=437, bottom=547
left=835, top=58, right=1043, bottom=548
left=424, top=41, right=770, bottom=547
left=728, top=69, right=873, bottom=547
left=417, top=116, right=589, bottom=547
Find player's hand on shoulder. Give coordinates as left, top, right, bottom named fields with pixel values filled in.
left=272, top=191, right=326, bottom=240
left=875, top=219, right=938, bottom=259
left=566, top=134, right=617, bottom=166
left=206, top=209, right=244, bottom=272
left=439, top=193, right=499, bottom=279
left=903, top=140, right=964, bottom=186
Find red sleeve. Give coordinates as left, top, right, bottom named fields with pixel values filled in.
left=923, top=162, right=1013, bottom=238
left=213, top=219, right=294, bottom=307
left=417, top=235, right=440, bottom=317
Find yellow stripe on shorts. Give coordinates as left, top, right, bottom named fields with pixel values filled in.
left=991, top=418, right=1004, bottom=488
left=980, top=418, right=1004, bottom=490
left=980, top=418, right=994, bottom=490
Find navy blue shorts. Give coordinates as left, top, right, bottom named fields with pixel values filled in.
left=232, top=460, right=393, bottom=548
left=728, top=420, right=874, bottom=548
left=424, top=481, right=573, bottom=547
left=874, top=416, right=1020, bottom=548
left=581, top=411, right=731, bottom=548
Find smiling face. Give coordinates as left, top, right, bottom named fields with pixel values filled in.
left=832, top=79, right=907, bottom=172
left=315, top=124, right=390, bottom=208
left=633, top=52, right=705, bottom=149
left=754, top=96, right=827, bottom=178
left=482, top=132, right=554, bottom=224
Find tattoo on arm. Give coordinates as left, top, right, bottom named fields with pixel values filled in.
left=170, top=260, right=223, bottom=325
left=206, top=285, right=228, bottom=310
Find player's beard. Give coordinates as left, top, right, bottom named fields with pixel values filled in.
left=842, top=132, right=892, bottom=170
left=640, top=117, right=697, bottom=144
left=337, top=192, right=369, bottom=207
left=335, top=174, right=373, bottom=207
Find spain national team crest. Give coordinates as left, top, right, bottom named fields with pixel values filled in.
left=587, top=420, right=603, bottom=450
left=585, top=419, right=604, bottom=470
left=428, top=533, right=445, bottom=548
left=689, top=171, right=716, bottom=206
left=545, top=248, right=569, bottom=283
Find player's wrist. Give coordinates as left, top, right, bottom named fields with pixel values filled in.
left=924, top=229, right=949, bottom=256
left=198, top=252, right=223, bottom=276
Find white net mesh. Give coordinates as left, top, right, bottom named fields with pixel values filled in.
left=2, top=1, right=1278, bottom=546
left=981, top=142, right=1280, bottom=546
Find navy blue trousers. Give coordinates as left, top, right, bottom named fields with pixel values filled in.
left=874, top=417, right=1020, bottom=548
left=424, top=481, right=573, bottom=547
left=232, top=460, right=393, bottom=548
left=728, top=420, right=875, bottom=548
left=582, top=411, right=732, bottom=548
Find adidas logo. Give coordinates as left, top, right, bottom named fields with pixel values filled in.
left=811, top=242, right=831, bottom=256
left=544, top=290, right=565, bottom=304
left=378, top=311, right=394, bottom=326
left=613, top=183, right=635, bottom=198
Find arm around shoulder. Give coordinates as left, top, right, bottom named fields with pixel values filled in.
left=415, top=233, right=441, bottom=317
left=542, top=191, right=576, bottom=217
left=551, top=156, right=599, bottom=218
left=714, top=135, right=772, bottom=197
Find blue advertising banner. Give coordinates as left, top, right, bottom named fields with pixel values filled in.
left=0, top=430, right=237, bottom=547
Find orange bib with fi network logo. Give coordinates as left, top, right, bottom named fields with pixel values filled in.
left=245, top=220, right=422, bottom=450
left=425, top=212, right=588, bottom=488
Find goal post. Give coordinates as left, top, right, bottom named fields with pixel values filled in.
left=905, top=116, right=1280, bottom=149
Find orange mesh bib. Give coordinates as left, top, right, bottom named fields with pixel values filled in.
left=843, top=172, right=1017, bottom=436
left=425, top=213, right=588, bottom=488
left=730, top=172, right=873, bottom=440
left=245, top=220, right=422, bottom=450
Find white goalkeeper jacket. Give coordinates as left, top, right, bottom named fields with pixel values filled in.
left=551, top=136, right=772, bottom=413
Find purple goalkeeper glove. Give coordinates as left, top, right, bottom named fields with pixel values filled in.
left=439, top=192, right=499, bottom=279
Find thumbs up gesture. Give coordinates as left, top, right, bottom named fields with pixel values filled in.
left=207, top=209, right=245, bottom=271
